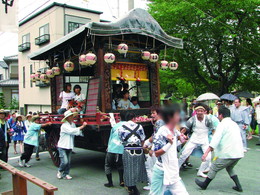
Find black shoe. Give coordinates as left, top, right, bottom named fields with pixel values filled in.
left=256, top=143, right=260, bottom=146
left=182, top=163, right=188, bottom=169
left=186, top=162, right=193, bottom=167
left=119, top=181, right=125, bottom=187
left=231, top=175, right=243, bottom=192
left=195, top=177, right=212, bottom=190
left=104, top=174, right=113, bottom=188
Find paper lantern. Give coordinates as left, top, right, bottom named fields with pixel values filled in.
left=79, top=54, right=87, bottom=66
left=104, top=53, right=115, bottom=63
left=85, top=52, right=97, bottom=65
left=46, top=69, right=55, bottom=78
left=160, top=60, right=169, bottom=70
left=30, top=73, right=36, bottom=82
left=141, top=51, right=150, bottom=60
left=52, top=67, right=60, bottom=75
left=149, top=53, right=159, bottom=62
left=34, top=71, right=41, bottom=81
left=117, top=43, right=128, bottom=54
left=40, top=73, right=48, bottom=82
left=44, top=78, right=50, bottom=84
left=169, top=61, right=178, bottom=70
left=64, top=61, right=74, bottom=72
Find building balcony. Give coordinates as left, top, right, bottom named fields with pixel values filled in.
left=35, top=34, right=50, bottom=45
left=18, top=42, right=31, bottom=52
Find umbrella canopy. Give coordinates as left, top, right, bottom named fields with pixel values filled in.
left=236, top=91, right=254, bottom=98
left=252, top=96, right=260, bottom=104
left=220, top=94, right=237, bottom=101
left=196, top=93, right=220, bottom=102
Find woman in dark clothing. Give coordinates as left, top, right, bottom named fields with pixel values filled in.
left=0, top=109, right=10, bottom=162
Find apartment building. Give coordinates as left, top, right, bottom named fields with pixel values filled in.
left=18, top=2, right=102, bottom=114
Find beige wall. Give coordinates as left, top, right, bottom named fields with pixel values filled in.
left=18, top=6, right=100, bottom=114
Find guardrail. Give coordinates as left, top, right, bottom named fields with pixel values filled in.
left=0, top=160, right=58, bottom=195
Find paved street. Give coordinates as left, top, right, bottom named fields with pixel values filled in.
left=1, top=137, right=260, bottom=195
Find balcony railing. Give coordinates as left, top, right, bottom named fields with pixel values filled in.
left=18, top=42, right=30, bottom=52
left=35, top=34, right=50, bottom=45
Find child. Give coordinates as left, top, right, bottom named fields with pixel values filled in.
left=118, top=91, right=131, bottom=110
left=19, top=115, right=51, bottom=167
left=130, top=96, right=140, bottom=109
left=57, top=110, right=87, bottom=180
left=12, top=115, right=27, bottom=154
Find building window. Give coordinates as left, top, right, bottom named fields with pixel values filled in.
left=19, top=33, right=30, bottom=52
left=23, top=66, right=25, bottom=88
left=22, top=33, right=30, bottom=43
left=68, top=22, right=84, bottom=33
left=11, top=89, right=19, bottom=100
left=30, top=64, right=32, bottom=87
left=39, top=24, right=49, bottom=36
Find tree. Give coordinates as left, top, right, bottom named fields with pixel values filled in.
left=149, top=0, right=260, bottom=95
left=9, top=97, right=19, bottom=110
left=0, top=93, right=6, bottom=109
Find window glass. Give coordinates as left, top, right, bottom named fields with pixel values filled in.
left=68, top=22, right=84, bottom=33
left=39, top=24, right=49, bottom=36
left=137, top=81, right=150, bottom=101
left=22, top=34, right=30, bottom=43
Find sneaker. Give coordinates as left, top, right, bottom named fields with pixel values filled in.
left=186, top=162, right=193, bottom=167
left=197, top=172, right=207, bottom=178
left=143, top=185, right=150, bottom=191
left=35, top=157, right=41, bottom=161
left=64, top=175, right=72, bottom=180
left=57, top=171, right=62, bottom=179
left=24, top=163, right=31, bottom=168
left=18, top=159, right=25, bottom=167
left=243, top=149, right=247, bottom=153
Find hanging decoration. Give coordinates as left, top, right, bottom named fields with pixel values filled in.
left=150, top=53, right=159, bottom=62
left=160, top=60, right=169, bottom=70
left=52, top=66, right=60, bottom=75
left=79, top=54, right=88, bottom=66
left=46, top=68, right=55, bottom=78
left=136, top=77, right=141, bottom=86
left=118, top=43, right=128, bottom=54
left=141, top=51, right=150, bottom=60
left=34, top=71, right=41, bottom=81
left=169, top=61, right=178, bottom=70
left=44, top=78, right=50, bottom=84
left=30, top=73, right=36, bottom=82
left=104, top=53, right=115, bottom=63
left=85, top=52, right=97, bottom=66
left=40, top=73, right=48, bottom=82
left=64, top=60, right=74, bottom=72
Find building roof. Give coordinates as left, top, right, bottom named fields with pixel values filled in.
left=3, top=55, right=18, bottom=62
left=19, top=2, right=103, bottom=27
left=0, top=79, right=19, bottom=87
left=0, top=61, right=8, bottom=69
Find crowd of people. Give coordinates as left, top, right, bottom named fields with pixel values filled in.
left=0, top=95, right=260, bottom=195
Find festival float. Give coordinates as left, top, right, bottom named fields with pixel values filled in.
left=28, top=8, right=183, bottom=166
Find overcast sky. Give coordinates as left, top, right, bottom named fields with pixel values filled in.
left=0, top=0, right=149, bottom=60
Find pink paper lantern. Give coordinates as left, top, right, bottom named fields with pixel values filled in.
left=149, top=53, right=159, bottom=62
left=64, top=61, right=74, bottom=72
left=52, top=67, right=60, bottom=75
left=141, top=51, right=150, bottom=60
left=169, top=61, right=178, bottom=70
left=85, top=52, right=97, bottom=65
left=117, top=43, right=128, bottom=54
left=46, top=69, right=55, bottom=78
left=30, top=73, right=36, bottom=82
left=34, top=71, right=41, bottom=81
left=40, top=73, right=48, bottom=82
left=104, top=53, right=115, bottom=63
left=79, top=54, right=88, bottom=66
left=160, top=60, right=169, bottom=70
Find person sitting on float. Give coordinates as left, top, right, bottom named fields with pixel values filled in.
left=58, top=83, right=75, bottom=115
left=118, top=90, right=131, bottom=110
left=73, top=85, right=86, bottom=114
left=130, top=96, right=140, bottom=109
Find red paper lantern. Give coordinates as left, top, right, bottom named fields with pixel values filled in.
left=149, top=53, right=159, bottom=62
left=117, top=43, right=128, bottom=54
left=52, top=67, right=60, bottom=75
left=104, top=53, right=115, bottom=63
left=85, top=52, right=97, bottom=65
left=64, top=61, right=74, bottom=72
left=30, top=73, right=36, bottom=82
left=40, top=73, right=48, bottom=82
left=46, top=69, right=54, bottom=78
left=141, top=51, right=150, bottom=60
left=34, top=71, right=41, bottom=81
left=169, top=61, right=178, bottom=70
left=160, top=60, right=169, bottom=70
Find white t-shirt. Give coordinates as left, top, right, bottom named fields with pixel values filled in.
left=190, top=116, right=209, bottom=144
left=74, top=93, right=85, bottom=102
left=59, top=91, right=75, bottom=109
left=118, top=99, right=131, bottom=110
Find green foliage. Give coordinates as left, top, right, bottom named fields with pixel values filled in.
left=149, top=0, right=260, bottom=96
left=9, top=97, right=19, bottom=110
left=0, top=93, right=5, bottom=109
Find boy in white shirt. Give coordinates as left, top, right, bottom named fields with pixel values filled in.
left=117, top=91, right=131, bottom=110
left=57, top=110, right=87, bottom=180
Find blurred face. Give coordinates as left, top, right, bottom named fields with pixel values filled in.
left=74, top=88, right=81, bottom=94
left=218, top=113, right=224, bottom=121
left=66, top=85, right=72, bottom=91
left=34, top=118, right=40, bottom=124
left=132, top=100, right=137, bottom=105
left=196, top=108, right=205, bottom=118
left=12, top=113, right=16, bottom=118
left=234, top=99, right=241, bottom=108
left=169, top=112, right=180, bottom=125
left=0, top=113, right=5, bottom=119
left=151, top=110, right=159, bottom=121
left=124, top=93, right=129, bottom=99
left=17, top=116, right=22, bottom=122
left=27, top=116, right=32, bottom=121
left=66, top=115, right=74, bottom=122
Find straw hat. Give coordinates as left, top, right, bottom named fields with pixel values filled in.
left=26, top=114, right=32, bottom=119
left=0, top=109, right=7, bottom=116
left=31, top=115, right=41, bottom=122
left=15, top=114, right=25, bottom=121
left=61, top=110, right=78, bottom=123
